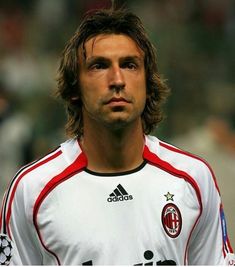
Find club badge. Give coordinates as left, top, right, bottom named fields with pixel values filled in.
left=161, top=203, right=182, bottom=238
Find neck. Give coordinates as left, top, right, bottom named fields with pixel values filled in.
left=80, top=121, right=145, bottom=173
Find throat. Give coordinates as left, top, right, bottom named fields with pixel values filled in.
left=79, top=131, right=145, bottom=173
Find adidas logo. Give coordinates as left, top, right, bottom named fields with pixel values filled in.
left=107, top=184, right=133, bottom=202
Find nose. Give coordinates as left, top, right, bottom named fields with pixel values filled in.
left=108, top=65, right=125, bottom=92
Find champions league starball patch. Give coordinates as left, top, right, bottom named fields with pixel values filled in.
left=0, top=234, right=13, bottom=265
left=161, top=203, right=182, bottom=238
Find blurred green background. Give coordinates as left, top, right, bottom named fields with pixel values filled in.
left=0, top=0, right=234, bottom=248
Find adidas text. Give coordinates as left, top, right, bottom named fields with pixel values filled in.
left=107, top=184, right=133, bottom=202
left=107, top=195, right=133, bottom=202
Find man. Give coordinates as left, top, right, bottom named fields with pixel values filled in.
left=0, top=8, right=234, bottom=265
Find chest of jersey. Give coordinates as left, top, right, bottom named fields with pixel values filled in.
left=36, top=163, right=200, bottom=265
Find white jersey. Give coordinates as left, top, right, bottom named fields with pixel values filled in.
left=0, top=135, right=234, bottom=265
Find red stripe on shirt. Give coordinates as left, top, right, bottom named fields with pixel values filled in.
left=0, top=193, right=7, bottom=230
left=143, top=145, right=203, bottom=265
left=159, top=141, right=221, bottom=194
left=33, top=152, right=87, bottom=265
left=0, top=159, right=43, bottom=235
left=160, top=141, right=234, bottom=255
left=5, top=150, right=62, bottom=238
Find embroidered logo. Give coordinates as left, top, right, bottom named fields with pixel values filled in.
left=107, top=184, right=133, bottom=202
left=0, top=234, right=13, bottom=265
left=161, top=203, right=182, bottom=238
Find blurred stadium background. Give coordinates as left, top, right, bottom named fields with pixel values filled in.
left=0, top=0, right=234, bottom=247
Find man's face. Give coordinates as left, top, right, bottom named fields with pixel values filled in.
left=78, top=34, right=147, bottom=130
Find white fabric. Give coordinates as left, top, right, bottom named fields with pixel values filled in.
left=0, top=135, right=234, bottom=265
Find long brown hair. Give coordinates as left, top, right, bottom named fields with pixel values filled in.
left=56, top=8, right=170, bottom=138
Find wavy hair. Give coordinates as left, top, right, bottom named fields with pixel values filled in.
left=56, top=8, right=170, bottom=138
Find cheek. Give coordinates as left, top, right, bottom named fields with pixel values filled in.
left=82, top=92, right=95, bottom=110
left=80, top=79, right=95, bottom=100
left=81, top=87, right=104, bottom=113
left=135, top=78, right=147, bottom=101
left=80, top=86, right=93, bottom=109
left=139, top=92, right=147, bottom=112
left=137, top=81, right=147, bottom=111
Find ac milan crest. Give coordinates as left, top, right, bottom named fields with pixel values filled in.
left=161, top=203, right=182, bottom=238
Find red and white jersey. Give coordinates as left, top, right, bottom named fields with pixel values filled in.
left=0, top=135, right=234, bottom=265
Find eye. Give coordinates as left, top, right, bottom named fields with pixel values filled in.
left=122, top=61, right=138, bottom=70
left=90, top=63, right=106, bottom=70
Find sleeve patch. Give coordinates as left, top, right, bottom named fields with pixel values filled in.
left=220, top=206, right=228, bottom=245
left=220, top=204, right=234, bottom=255
left=0, top=234, right=12, bottom=265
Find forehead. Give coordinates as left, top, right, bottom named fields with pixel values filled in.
left=80, top=34, right=144, bottom=60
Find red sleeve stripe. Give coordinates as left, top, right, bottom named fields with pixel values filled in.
left=143, top=145, right=202, bottom=265
left=143, top=145, right=203, bottom=211
left=160, top=141, right=234, bottom=255
left=2, top=148, right=62, bottom=238
left=33, top=152, right=87, bottom=265
left=0, top=193, right=7, bottom=231
left=159, top=141, right=221, bottom=194
left=0, top=158, right=40, bottom=232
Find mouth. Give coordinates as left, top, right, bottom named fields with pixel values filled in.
left=106, top=97, right=131, bottom=105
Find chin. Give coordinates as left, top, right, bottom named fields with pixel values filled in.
left=105, top=115, right=139, bottom=130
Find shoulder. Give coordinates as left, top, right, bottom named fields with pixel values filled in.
left=1, top=139, right=85, bottom=227
left=145, top=135, right=220, bottom=195
left=145, top=134, right=211, bottom=169
left=14, top=138, right=82, bottom=192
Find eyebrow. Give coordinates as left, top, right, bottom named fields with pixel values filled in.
left=85, top=56, right=109, bottom=66
left=120, top=56, right=143, bottom=63
left=85, top=55, right=143, bottom=66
